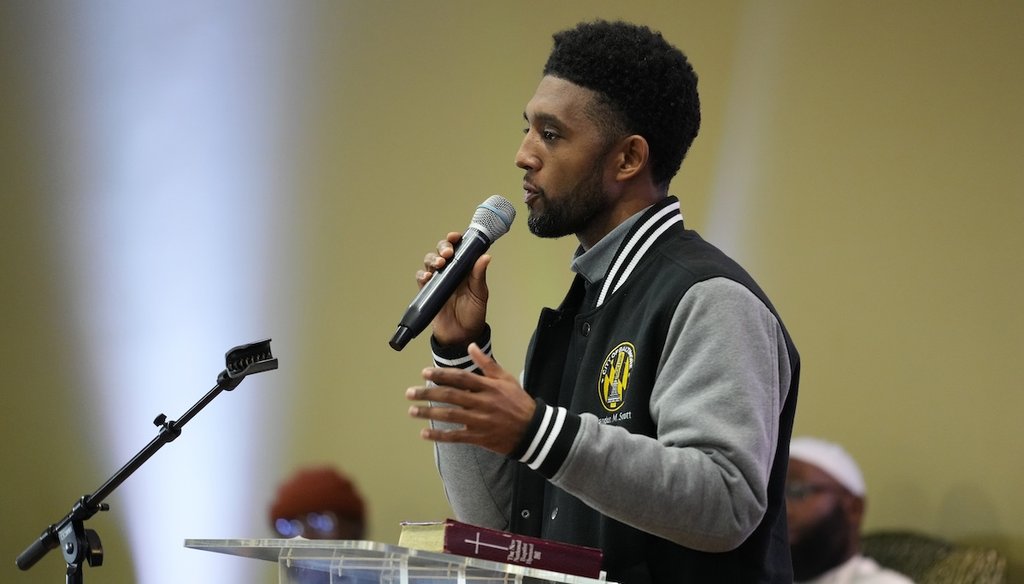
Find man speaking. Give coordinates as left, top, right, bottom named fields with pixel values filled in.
left=403, top=19, right=800, bottom=583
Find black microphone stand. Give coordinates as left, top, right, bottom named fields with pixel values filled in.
left=15, top=339, right=279, bottom=584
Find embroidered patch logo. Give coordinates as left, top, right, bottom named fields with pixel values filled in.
left=599, top=342, right=635, bottom=412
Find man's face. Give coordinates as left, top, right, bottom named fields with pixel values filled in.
left=515, top=76, right=617, bottom=244
left=787, top=459, right=848, bottom=543
left=786, top=458, right=859, bottom=579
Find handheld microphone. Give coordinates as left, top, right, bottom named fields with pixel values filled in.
left=389, top=195, right=516, bottom=351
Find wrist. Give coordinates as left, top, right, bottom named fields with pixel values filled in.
left=430, top=324, right=492, bottom=371
left=508, top=399, right=581, bottom=479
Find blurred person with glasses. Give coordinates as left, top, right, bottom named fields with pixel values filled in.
left=787, top=437, right=913, bottom=584
left=269, top=466, right=366, bottom=540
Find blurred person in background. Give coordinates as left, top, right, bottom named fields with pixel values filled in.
left=268, top=465, right=366, bottom=540
left=787, top=437, right=913, bottom=584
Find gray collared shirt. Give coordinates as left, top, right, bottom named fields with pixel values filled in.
left=570, top=208, right=648, bottom=286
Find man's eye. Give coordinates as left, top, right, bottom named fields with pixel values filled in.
left=542, top=130, right=559, bottom=141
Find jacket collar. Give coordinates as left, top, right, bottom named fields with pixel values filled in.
left=595, top=196, right=683, bottom=307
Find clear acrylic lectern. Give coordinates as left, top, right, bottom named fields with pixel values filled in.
left=185, top=539, right=612, bottom=584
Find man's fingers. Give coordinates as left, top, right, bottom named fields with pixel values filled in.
left=419, top=348, right=510, bottom=391
left=422, top=251, right=444, bottom=272
left=420, top=366, right=489, bottom=393
left=419, top=423, right=491, bottom=445
left=406, top=399, right=489, bottom=433
left=438, top=234, right=461, bottom=258
left=408, top=402, right=462, bottom=424
left=406, top=383, right=481, bottom=408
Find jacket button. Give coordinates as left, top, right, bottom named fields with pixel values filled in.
left=581, top=322, right=591, bottom=336
left=520, top=509, right=530, bottom=519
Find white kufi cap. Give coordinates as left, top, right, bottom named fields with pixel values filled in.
left=789, top=437, right=866, bottom=496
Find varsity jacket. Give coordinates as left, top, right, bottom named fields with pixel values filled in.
left=430, top=196, right=800, bottom=584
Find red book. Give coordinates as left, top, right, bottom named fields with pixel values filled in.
left=398, top=518, right=604, bottom=579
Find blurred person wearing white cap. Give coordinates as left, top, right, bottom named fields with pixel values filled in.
left=786, top=437, right=913, bottom=583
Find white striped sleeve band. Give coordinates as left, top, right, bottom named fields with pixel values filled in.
left=429, top=325, right=493, bottom=372
left=512, top=399, right=581, bottom=479
left=431, top=338, right=492, bottom=371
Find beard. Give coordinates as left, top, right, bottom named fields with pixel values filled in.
left=526, top=158, right=608, bottom=239
left=790, top=503, right=854, bottom=582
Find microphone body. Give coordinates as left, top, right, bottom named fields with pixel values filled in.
left=390, top=196, right=515, bottom=351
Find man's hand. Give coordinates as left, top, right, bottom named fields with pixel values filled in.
left=407, top=343, right=536, bottom=456
left=418, top=232, right=490, bottom=347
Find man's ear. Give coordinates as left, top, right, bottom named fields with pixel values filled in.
left=612, top=135, right=650, bottom=181
left=846, top=494, right=866, bottom=527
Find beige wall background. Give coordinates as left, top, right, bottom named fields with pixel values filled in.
left=2, top=2, right=1021, bottom=583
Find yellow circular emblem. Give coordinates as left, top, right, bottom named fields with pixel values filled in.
left=598, top=342, right=635, bottom=412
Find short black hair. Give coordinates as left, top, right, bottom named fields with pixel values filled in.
left=543, top=20, right=700, bottom=187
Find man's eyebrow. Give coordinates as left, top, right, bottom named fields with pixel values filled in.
left=523, top=111, right=563, bottom=126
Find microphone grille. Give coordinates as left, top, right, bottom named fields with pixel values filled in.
left=471, top=195, right=516, bottom=240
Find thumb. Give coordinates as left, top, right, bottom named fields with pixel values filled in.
left=466, top=253, right=491, bottom=299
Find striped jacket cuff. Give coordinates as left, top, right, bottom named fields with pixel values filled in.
left=509, top=399, right=581, bottom=479
left=429, top=324, right=492, bottom=372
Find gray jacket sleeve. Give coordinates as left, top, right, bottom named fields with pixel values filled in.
left=431, top=438, right=514, bottom=530
left=429, top=341, right=514, bottom=530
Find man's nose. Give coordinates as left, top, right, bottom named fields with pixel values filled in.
left=515, top=135, right=539, bottom=171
